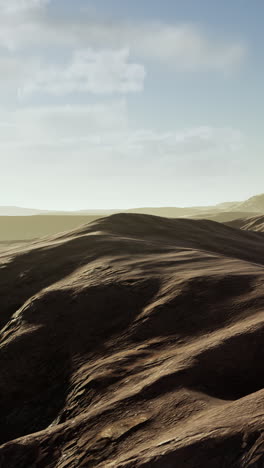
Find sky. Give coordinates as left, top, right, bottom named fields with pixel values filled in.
left=0, top=0, right=263, bottom=210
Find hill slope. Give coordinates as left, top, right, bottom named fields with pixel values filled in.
left=0, top=214, right=263, bottom=467
left=234, top=193, right=264, bottom=213
left=125, top=193, right=264, bottom=219
left=190, top=210, right=256, bottom=223
left=227, top=215, right=264, bottom=233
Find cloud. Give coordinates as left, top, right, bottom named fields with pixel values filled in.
left=21, top=48, right=146, bottom=96
left=132, top=24, right=246, bottom=70
left=0, top=2, right=246, bottom=101
left=0, top=0, right=49, bottom=13
left=67, top=22, right=245, bottom=71
left=0, top=55, right=40, bottom=88
left=0, top=101, right=128, bottom=147
left=0, top=0, right=247, bottom=72
left=0, top=103, right=242, bottom=162
left=0, top=101, right=244, bottom=209
left=0, top=0, right=50, bottom=50
left=119, top=127, right=243, bottom=159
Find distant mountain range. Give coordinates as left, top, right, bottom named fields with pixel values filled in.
left=0, top=206, right=114, bottom=216
left=1, top=193, right=264, bottom=217
left=0, top=193, right=263, bottom=244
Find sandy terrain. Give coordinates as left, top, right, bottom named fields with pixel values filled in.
left=0, top=213, right=263, bottom=467
left=0, top=193, right=264, bottom=244
left=0, top=215, right=98, bottom=242
left=227, top=215, right=264, bottom=232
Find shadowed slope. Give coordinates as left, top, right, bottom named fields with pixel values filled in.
left=0, top=213, right=263, bottom=467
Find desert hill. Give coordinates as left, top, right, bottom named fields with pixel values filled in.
left=190, top=210, right=255, bottom=223
left=226, top=215, right=264, bottom=233
left=125, top=193, right=264, bottom=218
left=0, top=193, right=264, bottom=244
left=0, top=213, right=263, bottom=467
left=233, top=193, right=264, bottom=213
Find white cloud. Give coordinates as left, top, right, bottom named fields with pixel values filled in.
left=21, top=48, right=146, bottom=96
left=0, top=103, right=242, bottom=160
left=0, top=55, right=39, bottom=87
left=0, top=0, right=247, bottom=72
left=64, top=22, right=246, bottom=71
left=119, top=127, right=243, bottom=158
left=132, top=24, right=246, bottom=70
left=0, top=2, right=246, bottom=102
left=0, top=0, right=50, bottom=50
left=0, top=0, right=49, bottom=13
left=0, top=20, right=245, bottom=98
left=0, top=101, right=128, bottom=146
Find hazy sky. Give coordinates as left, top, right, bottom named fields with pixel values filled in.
left=0, top=0, right=263, bottom=209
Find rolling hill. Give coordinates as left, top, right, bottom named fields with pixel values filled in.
left=0, top=213, right=263, bottom=467
left=226, top=215, right=264, bottom=232
left=0, top=192, right=263, bottom=245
